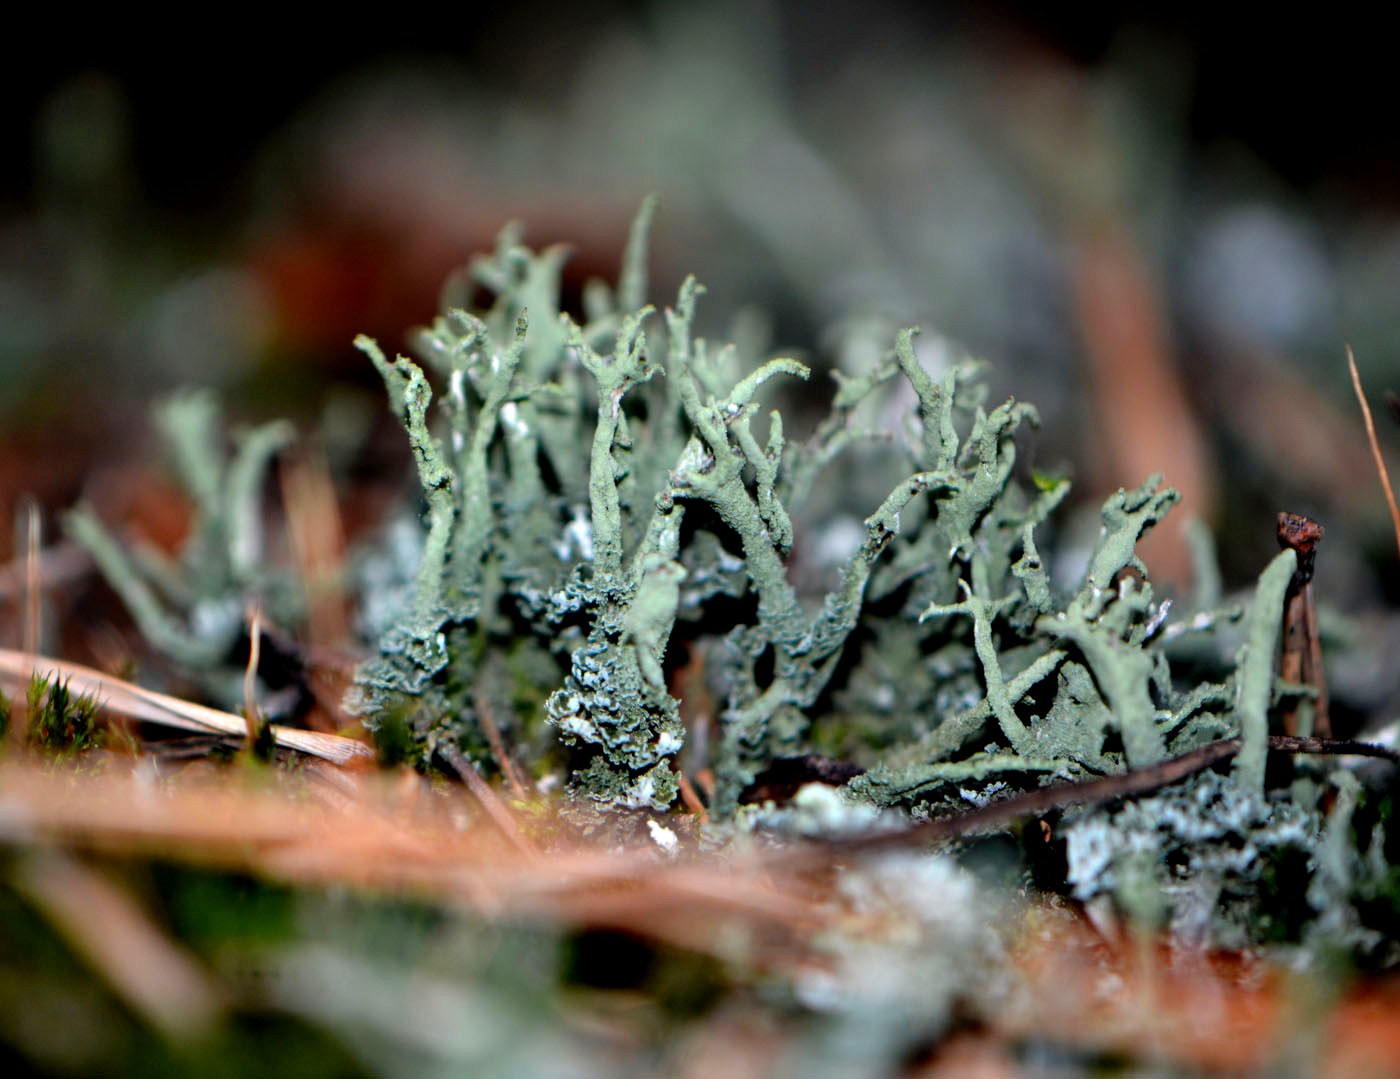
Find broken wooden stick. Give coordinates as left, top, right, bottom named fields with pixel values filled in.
left=1276, top=512, right=1329, bottom=738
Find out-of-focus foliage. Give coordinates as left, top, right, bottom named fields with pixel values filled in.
left=65, top=394, right=297, bottom=709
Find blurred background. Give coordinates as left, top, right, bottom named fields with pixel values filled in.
left=3, top=0, right=1399, bottom=605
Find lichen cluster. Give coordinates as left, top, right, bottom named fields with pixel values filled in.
left=62, top=205, right=1309, bottom=819
left=66, top=392, right=297, bottom=707
left=335, top=202, right=1308, bottom=817
left=1061, top=767, right=1400, bottom=961
left=62, top=202, right=1400, bottom=959
left=348, top=199, right=951, bottom=809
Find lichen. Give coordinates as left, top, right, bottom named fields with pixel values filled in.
left=65, top=391, right=297, bottom=708
left=345, top=204, right=703, bottom=802
left=1232, top=548, right=1297, bottom=793
left=56, top=198, right=1395, bottom=964
left=336, top=202, right=1326, bottom=822
left=340, top=205, right=1012, bottom=807
left=78, top=204, right=1331, bottom=853
left=1060, top=765, right=1398, bottom=958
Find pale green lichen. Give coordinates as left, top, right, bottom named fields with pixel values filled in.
left=61, top=199, right=1395, bottom=963
left=1061, top=764, right=1398, bottom=959
left=78, top=205, right=1322, bottom=838
left=65, top=391, right=296, bottom=706
left=346, top=206, right=1068, bottom=809
left=851, top=466, right=1187, bottom=803
left=346, top=203, right=1319, bottom=817
left=348, top=206, right=707, bottom=804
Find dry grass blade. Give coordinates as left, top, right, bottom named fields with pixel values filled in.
left=1347, top=344, right=1400, bottom=559
left=242, top=604, right=264, bottom=748
left=0, top=647, right=374, bottom=765
left=22, top=497, right=41, bottom=656
left=0, top=538, right=90, bottom=598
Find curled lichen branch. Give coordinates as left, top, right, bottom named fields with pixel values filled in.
left=356, top=335, right=456, bottom=674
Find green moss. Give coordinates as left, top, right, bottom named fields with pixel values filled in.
left=8, top=675, right=105, bottom=756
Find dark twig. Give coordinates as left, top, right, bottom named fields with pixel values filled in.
left=437, top=743, right=538, bottom=856
left=677, top=770, right=710, bottom=821
left=1277, top=512, right=1329, bottom=738
left=473, top=686, right=530, bottom=800
left=242, top=605, right=265, bottom=750
left=806, top=735, right=1398, bottom=861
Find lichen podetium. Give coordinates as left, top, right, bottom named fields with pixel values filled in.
left=65, top=392, right=298, bottom=710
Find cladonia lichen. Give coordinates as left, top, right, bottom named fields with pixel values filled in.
left=268, top=202, right=1318, bottom=821
left=335, top=205, right=1103, bottom=810
left=76, top=204, right=1322, bottom=841
left=65, top=391, right=297, bottom=708
left=65, top=200, right=1399, bottom=959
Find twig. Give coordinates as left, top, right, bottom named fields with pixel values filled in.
left=473, top=686, right=529, bottom=799
left=677, top=769, right=709, bottom=821
left=0, top=763, right=821, bottom=962
left=23, top=498, right=42, bottom=657
left=810, top=735, right=1399, bottom=860
left=1277, top=512, right=1329, bottom=738
left=437, top=743, right=537, bottom=857
left=1347, top=344, right=1400, bottom=558
left=243, top=604, right=264, bottom=748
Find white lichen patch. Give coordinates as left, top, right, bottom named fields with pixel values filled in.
left=554, top=509, right=594, bottom=563
left=789, top=850, right=1010, bottom=1071
left=647, top=818, right=679, bottom=855
left=554, top=708, right=599, bottom=744
left=655, top=730, right=683, bottom=756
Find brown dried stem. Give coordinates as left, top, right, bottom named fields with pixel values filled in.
left=808, top=735, right=1398, bottom=862
left=437, top=742, right=538, bottom=857
left=1276, top=512, right=1329, bottom=738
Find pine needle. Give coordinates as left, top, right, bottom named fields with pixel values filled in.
left=0, top=763, right=822, bottom=962
left=1347, top=344, right=1400, bottom=559
left=0, top=648, right=374, bottom=765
